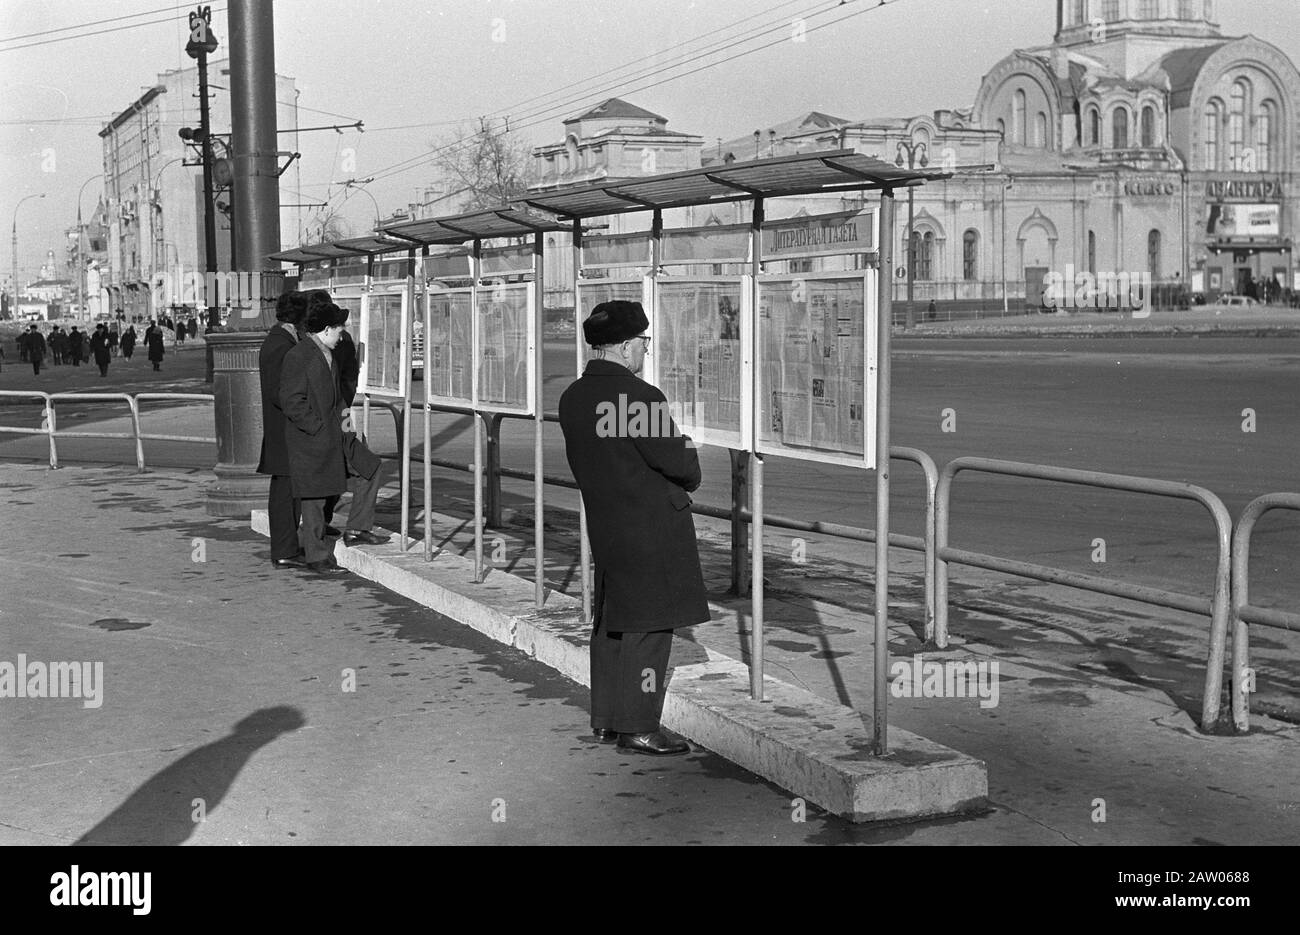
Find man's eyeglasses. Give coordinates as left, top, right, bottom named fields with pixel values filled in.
left=632, top=334, right=651, bottom=347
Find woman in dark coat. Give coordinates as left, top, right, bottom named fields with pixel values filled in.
left=146, top=323, right=165, bottom=371
left=120, top=326, right=136, bottom=360
left=66, top=327, right=84, bottom=366
left=90, top=325, right=112, bottom=377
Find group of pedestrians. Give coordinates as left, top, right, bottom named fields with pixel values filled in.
left=6, top=320, right=167, bottom=377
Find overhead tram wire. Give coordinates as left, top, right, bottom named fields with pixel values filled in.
left=357, top=0, right=860, bottom=188
left=0, top=2, right=200, bottom=43
left=359, top=0, right=849, bottom=185
left=360, top=0, right=894, bottom=191
left=0, top=6, right=227, bottom=54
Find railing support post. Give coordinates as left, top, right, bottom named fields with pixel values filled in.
left=729, top=448, right=749, bottom=596
left=484, top=412, right=503, bottom=528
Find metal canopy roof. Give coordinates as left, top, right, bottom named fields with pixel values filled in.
left=269, top=234, right=413, bottom=264
left=379, top=206, right=569, bottom=245
left=520, top=149, right=949, bottom=220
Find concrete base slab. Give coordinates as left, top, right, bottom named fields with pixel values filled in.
left=252, top=510, right=988, bottom=822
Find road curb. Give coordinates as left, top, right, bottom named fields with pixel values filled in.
left=251, top=510, right=988, bottom=822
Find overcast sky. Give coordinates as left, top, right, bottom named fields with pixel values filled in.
left=2, top=0, right=1296, bottom=281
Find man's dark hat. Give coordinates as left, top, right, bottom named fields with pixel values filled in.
left=583, top=300, right=648, bottom=347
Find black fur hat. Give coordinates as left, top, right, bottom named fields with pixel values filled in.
left=583, top=300, right=649, bottom=347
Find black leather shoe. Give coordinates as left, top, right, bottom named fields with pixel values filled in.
left=616, top=731, right=690, bottom=756
left=343, top=530, right=388, bottom=547
left=305, top=559, right=347, bottom=574
left=592, top=728, right=619, bottom=744
left=271, top=553, right=306, bottom=569
left=325, top=525, right=342, bottom=537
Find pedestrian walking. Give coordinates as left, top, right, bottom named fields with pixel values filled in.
left=108, top=325, right=119, bottom=358
left=49, top=326, right=64, bottom=365
left=24, top=325, right=47, bottom=376
left=187, top=316, right=198, bottom=340
left=18, top=332, right=29, bottom=363
left=146, top=322, right=165, bottom=371
left=176, top=320, right=186, bottom=345
left=67, top=327, right=83, bottom=367
left=120, top=325, right=136, bottom=360
left=558, top=300, right=709, bottom=755
left=90, top=324, right=111, bottom=377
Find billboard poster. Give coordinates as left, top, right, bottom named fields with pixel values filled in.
left=1206, top=203, right=1280, bottom=238
left=362, top=291, right=406, bottom=398
left=757, top=273, right=875, bottom=467
left=424, top=288, right=473, bottom=405
left=653, top=277, right=746, bottom=447
left=475, top=281, right=532, bottom=413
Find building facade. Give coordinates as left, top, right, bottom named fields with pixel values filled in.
left=529, top=2, right=1298, bottom=316
left=98, top=60, right=298, bottom=320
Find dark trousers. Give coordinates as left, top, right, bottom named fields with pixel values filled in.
left=267, top=474, right=301, bottom=560
left=589, top=613, right=673, bottom=734
left=97, top=362, right=109, bottom=376
left=31, top=358, right=41, bottom=375
left=298, top=468, right=381, bottom=563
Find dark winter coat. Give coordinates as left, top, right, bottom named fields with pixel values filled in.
left=90, top=331, right=111, bottom=365
left=120, top=329, right=136, bottom=356
left=279, top=335, right=347, bottom=499
left=558, top=358, right=710, bottom=633
left=25, top=332, right=46, bottom=361
left=256, top=323, right=298, bottom=476
left=67, top=331, right=83, bottom=359
left=333, top=330, right=360, bottom=406
left=146, top=329, right=165, bottom=363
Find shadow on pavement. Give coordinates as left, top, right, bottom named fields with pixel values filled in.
left=73, top=706, right=306, bottom=846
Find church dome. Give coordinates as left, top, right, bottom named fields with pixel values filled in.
left=1056, top=0, right=1222, bottom=47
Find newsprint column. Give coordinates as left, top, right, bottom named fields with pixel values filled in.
left=206, top=0, right=281, bottom=516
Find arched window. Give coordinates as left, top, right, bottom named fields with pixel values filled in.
left=1112, top=108, right=1129, bottom=149
left=1148, top=229, right=1162, bottom=279
left=963, top=229, right=979, bottom=281
left=1140, top=105, right=1156, bottom=146
left=1035, top=112, right=1048, bottom=149
left=1229, top=78, right=1250, bottom=170
left=564, top=134, right=579, bottom=172
left=1204, top=100, right=1221, bottom=168
left=1087, top=230, right=1097, bottom=274
left=1088, top=107, right=1101, bottom=145
left=1013, top=90, right=1027, bottom=146
left=1257, top=99, right=1276, bottom=172
left=996, top=118, right=1006, bottom=139
left=910, top=230, right=934, bottom=281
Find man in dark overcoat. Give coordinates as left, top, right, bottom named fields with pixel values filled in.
left=279, top=300, right=384, bottom=573
left=90, top=324, right=111, bottom=377
left=558, top=300, right=710, bottom=756
left=24, top=325, right=46, bottom=376
left=145, top=322, right=165, bottom=371
left=257, top=291, right=308, bottom=568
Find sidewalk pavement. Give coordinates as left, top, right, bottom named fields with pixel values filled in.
left=2, top=403, right=1297, bottom=844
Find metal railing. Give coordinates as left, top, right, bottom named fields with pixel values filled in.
left=1230, top=493, right=1300, bottom=732
left=935, top=457, right=1233, bottom=732
left=0, top=390, right=215, bottom=471
left=365, top=396, right=940, bottom=634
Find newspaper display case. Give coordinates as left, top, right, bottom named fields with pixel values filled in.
left=574, top=275, right=650, bottom=370
left=651, top=274, right=751, bottom=451
left=473, top=279, right=536, bottom=416
left=755, top=269, right=879, bottom=469
left=358, top=285, right=410, bottom=400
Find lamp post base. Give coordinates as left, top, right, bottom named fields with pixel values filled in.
left=205, top=330, right=269, bottom=517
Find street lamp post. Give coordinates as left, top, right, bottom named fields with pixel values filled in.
left=895, top=141, right=928, bottom=330
left=185, top=6, right=220, bottom=330
left=76, top=175, right=103, bottom=322
left=343, top=178, right=381, bottom=230
left=11, top=193, right=46, bottom=320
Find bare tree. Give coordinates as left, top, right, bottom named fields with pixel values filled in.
left=432, top=117, right=535, bottom=211
left=305, top=206, right=352, bottom=244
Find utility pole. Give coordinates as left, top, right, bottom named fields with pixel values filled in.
left=185, top=6, right=220, bottom=329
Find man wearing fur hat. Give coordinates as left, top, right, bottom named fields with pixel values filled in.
left=559, top=300, right=709, bottom=756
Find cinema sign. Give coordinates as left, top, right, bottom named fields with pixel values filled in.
left=1205, top=178, right=1285, bottom=201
